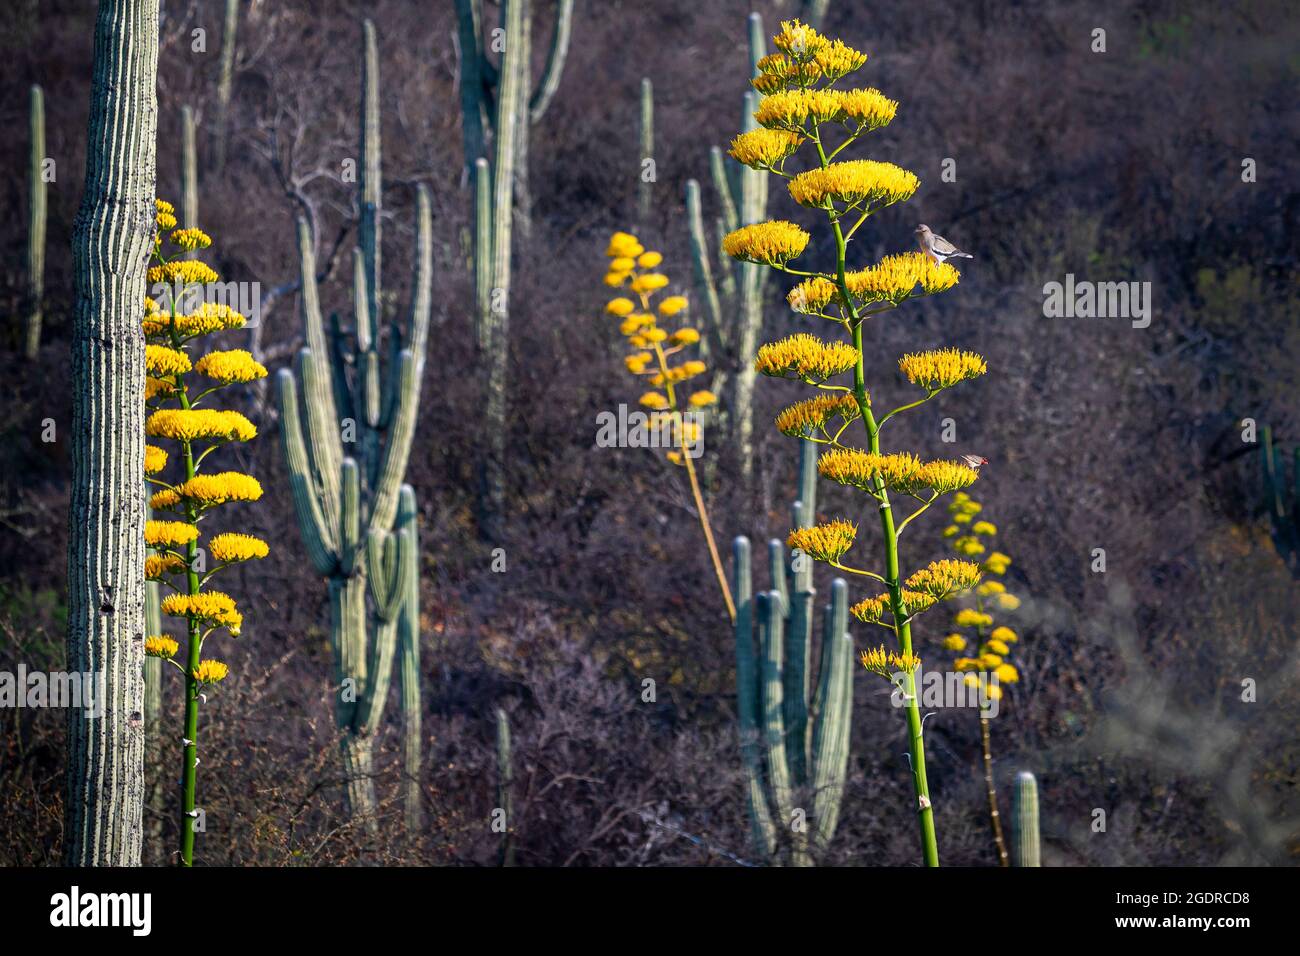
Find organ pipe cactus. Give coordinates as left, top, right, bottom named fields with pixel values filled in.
left=25, top=84, right=46, bottom=359
left=685, top=13, right=770, bottom=486
left=180, top=105, right=198, bottom=231
left=733, top=535, right=853, bottom=865
left=1260, top=425, right=1299, bottom=576
left=64, top=0, right=159, bottom=867
left=276, top=19, right=432, bottom=825
left=1012, top=770, right=1041, bottom=867
left=454, top=0, right=574, bottom=233
left=463, top=0, right=528, bottom=537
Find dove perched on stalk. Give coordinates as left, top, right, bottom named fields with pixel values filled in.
left=915, top=224, right=973, bottom=265
left=960, top=454, right=988, bottom=470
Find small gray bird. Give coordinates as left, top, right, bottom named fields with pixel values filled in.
left=915, top=224, right=974, bottom=265
left=960, top=454, right=989, bottom=470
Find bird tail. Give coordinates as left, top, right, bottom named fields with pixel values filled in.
left=955, top=252, right=974, bottom=259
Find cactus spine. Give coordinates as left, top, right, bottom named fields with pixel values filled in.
left=1012, top=770, right=1042, bottom=867
left=212, top=0, right=238, bottom=172
left=496, top=707, right=516, bottom=865
left=686, top=13, right=769, bottom=486
left=277, top=20, right=431, bottom=825
left=25, top=84, right=46, bottom=359
left=1261, top=425, right=1299, bottom=576
left=638, top=77, right=654, bottom=228
left=732, top=441, right=853, bottom=866
left=65, top=0, right=158, bottom=867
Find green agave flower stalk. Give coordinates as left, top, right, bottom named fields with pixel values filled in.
left=142, top=202, right=268, bottom=866
left=276, top=19, right=431, bottom=828
left=725, top=18, right=992, bottom=866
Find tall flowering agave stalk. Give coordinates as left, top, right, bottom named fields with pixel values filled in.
left=725, top=20, right=991, bottom=866
left=602, top=232, right=734, bottom=622
left=937, top=493, right=1021, bottom=865
left=140, top=200, right=267, bottom=866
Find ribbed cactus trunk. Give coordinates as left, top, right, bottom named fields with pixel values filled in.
left=1261, top=426, right=1299, bottom=576
left=64, top=0, right=159, bottom=868
left=1012, top=771, right=1042, bottom=867
left=732, top=444, right=852, bottom=867
left=802, top=0, right=832, bottom=30
left=180, top=105, right=197, bottom=229
left=25, top=84, right=46, bottom=359
left=397, top=503, right=423, bottom=832
left=212, top=0, right=238, bottom=172
left=496, top=707, right=516, bottom=866
left=686, top=13, right=769, bottom=488
left=456, top=0, right=572, bottom=538
left=637, top=77, right=653, bottom=228
left=277, top=20, right=431, bottom=829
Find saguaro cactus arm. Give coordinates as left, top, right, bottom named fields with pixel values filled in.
left=359, top=19, right=382, bottom=327
left=277, top=367, right=340, bottom=576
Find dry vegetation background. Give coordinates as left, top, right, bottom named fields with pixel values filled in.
left=0, top=0, right=1297, bottom=865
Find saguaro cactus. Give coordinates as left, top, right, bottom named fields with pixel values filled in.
left=65, top=0, right=159, bottom=868
left=454, top=0, right=574, bottom=234
left=1260, top=425, right=1299, bottom=576
left=1012, top=770, right=1042, bottom=867
left=685, top=12, right=770, bottom=485
left=25, top=84, right=46, bottom=359
left=277, top=20, right=432, bottom=824
left=731, top=442, right=853, bottom=866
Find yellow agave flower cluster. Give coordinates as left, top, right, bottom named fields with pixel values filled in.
left=604, top=231, right=716, bottom=465
left=939, top=493, right=1021, bottom=698
left=724, top=21, right=990, bottom=704
left=142, top=200, right=268, bottom=685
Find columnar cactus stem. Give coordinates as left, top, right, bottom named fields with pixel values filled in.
left=143, top=502, right=165, bottom=865
left=25, top=84, right=46, bottom=359
left=1012, top=770, right=1042, bottom=867
left=802, top=0, right=833, bottom=31
left=496, top=707, right=516, bottom=866
left=212, top=0, right=238, bottom=172
left=638, top=77, right=654, bottom=227
left=733, top=533, right=852, bottom=866
left=277, top=20, right=431, bottom=825
left=65, top=0, right=158, bottom=867
left=180, top=105, right=197, bottom=243
left=685, top=13, right=769, bottom=485
left=397, top=487, right=423, bottom=832
left=1261, top=425, right=1299, bottom=576
left=457, top=0, right=571, bottom=535
left=453, top=0, right=574, bottom=224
